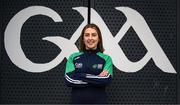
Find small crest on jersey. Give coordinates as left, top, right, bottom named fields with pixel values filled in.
left=92, top=64, right=98, bottom=69
left=97, top=64, right=103, bottom=69
left=92, top=64, right=103, bottom=69
left=75, top=63, right=83, bottom=68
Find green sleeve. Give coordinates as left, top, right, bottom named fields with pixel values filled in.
left=97, top=52, right=113, bottom=76
left=65, top=52, right=84, bottom=73
left=65, top=54, right=75, bottom=73
left=103, top=56, right=113, bottom=76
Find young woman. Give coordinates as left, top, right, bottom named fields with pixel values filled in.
left=64, top=23, right=113, bottom=104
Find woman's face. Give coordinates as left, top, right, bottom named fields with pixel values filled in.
left=83, top=28, right=99, bottom=50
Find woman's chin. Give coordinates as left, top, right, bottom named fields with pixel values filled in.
left=86, top=46, right=96, bottom=50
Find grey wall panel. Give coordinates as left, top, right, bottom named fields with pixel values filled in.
left=1, top=0, right=87, bottom=104
left=92, top=0, right=177, bottom=103
left=1, top=0, right=179, bottom=104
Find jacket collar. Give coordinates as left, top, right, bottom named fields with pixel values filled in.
left=84, top=48, right=100, bottom=54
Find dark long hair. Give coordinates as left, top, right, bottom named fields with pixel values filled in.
left=79, top=23, right=104, bottom=53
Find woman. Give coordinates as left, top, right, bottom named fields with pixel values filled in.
left=64, top=23, right=113, bottom=104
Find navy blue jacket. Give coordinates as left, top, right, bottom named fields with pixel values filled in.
left=65, top=49, right=113, bottom=87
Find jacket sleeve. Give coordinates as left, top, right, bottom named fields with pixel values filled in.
left=64, top=53, right=89, bottom=87
left=65, top=71, right=89, bottom=87
left=65, top=71, right=112, bottom=87
left=79, top=73, right=112, bottom=86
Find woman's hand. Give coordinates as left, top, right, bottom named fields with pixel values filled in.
left=98, top=70, right=109, bottom=77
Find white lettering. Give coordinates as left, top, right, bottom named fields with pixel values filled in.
left=4, top=6, right=176, bottom=73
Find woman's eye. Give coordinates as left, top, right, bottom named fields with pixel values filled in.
left=92, top=33, right=97, bottom=36
left=84, top=34, right=89, bottom=37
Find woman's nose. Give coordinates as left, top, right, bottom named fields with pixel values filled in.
left=89, top=35, right=93, bottom=39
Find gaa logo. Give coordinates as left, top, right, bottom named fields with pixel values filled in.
left=4, top=6, right=176, bottom=73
